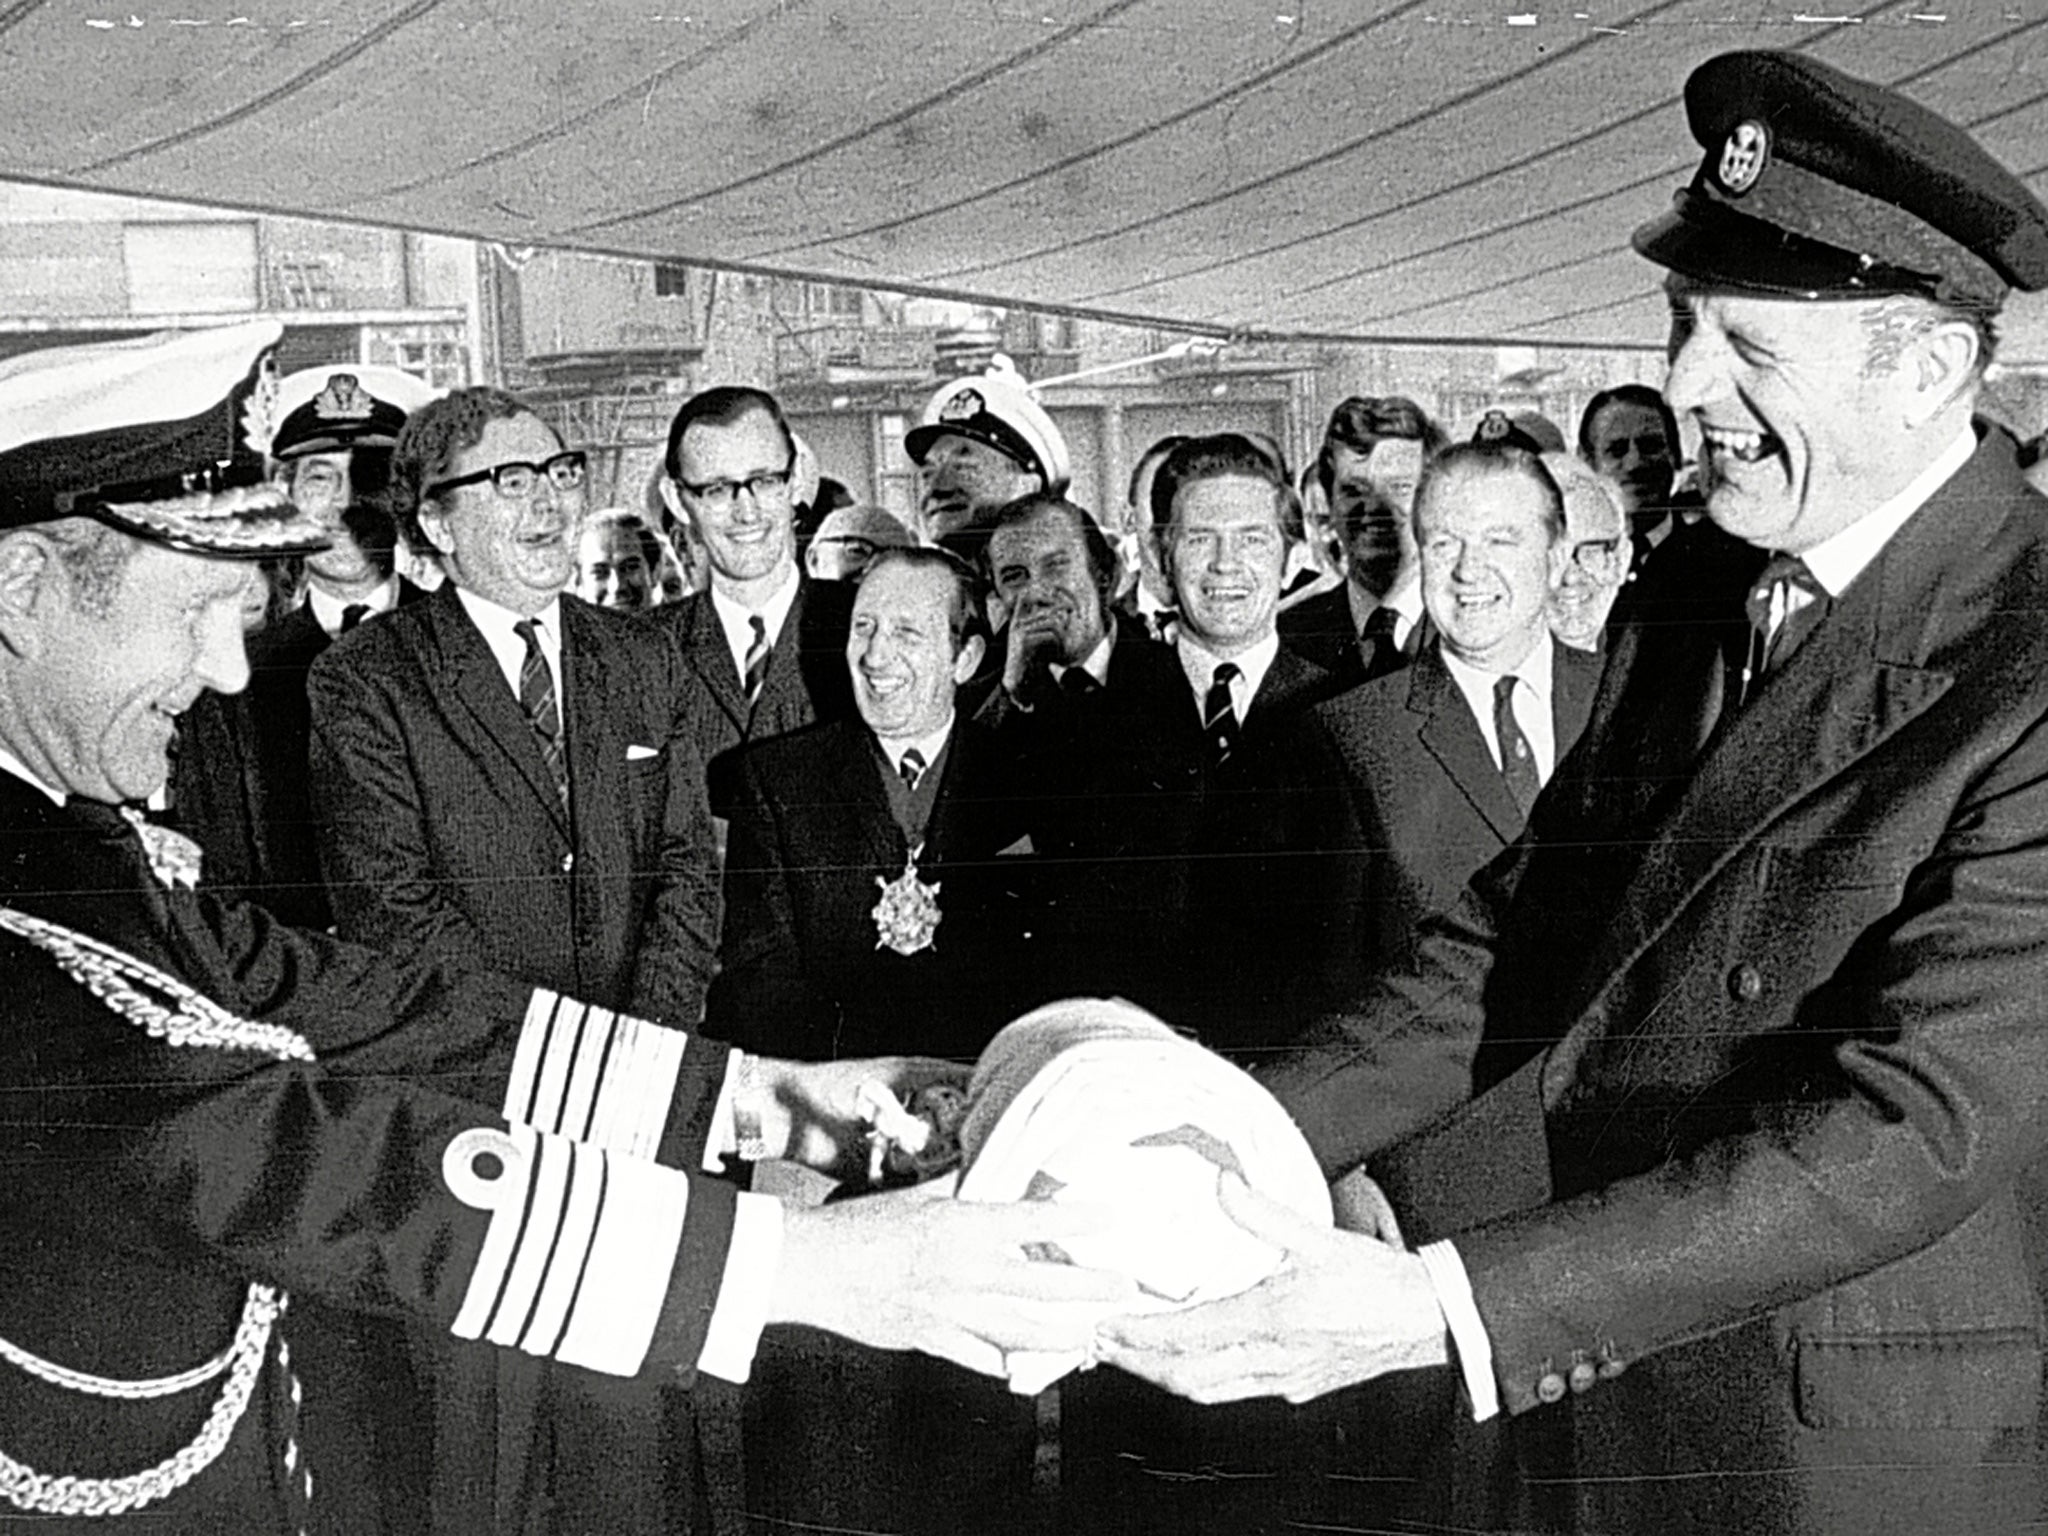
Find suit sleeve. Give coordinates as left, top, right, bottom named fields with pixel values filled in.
left=306, top=636, right=482, bottom=963
left=704, top=748, right=831, bottom=1057
left=5, top=925, right=744, bottom=1388
left=625, top=650, right=723, bottom=1025
left=1425, top=705, right=2048, bottom=1416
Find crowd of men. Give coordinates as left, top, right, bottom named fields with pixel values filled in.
left=9, top=42, right=2048, bottom=1536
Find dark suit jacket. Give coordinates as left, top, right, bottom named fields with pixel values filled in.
left=309, top=585, right=720, bottom=1025
left=1005, top=633, right=1344, bottom=1061
left=707, top=716, right=1034, bottom=1062
left=0, top=776, right=739, bottom=1532
left=1606, top=499, right=1768, bottom=635
left=658, top=575, right=856, bottom=810
left=1272, top=427, right=2048, bottom=1533
left=1308, top=638, right=1602, bottom=980
left=172, top=581, right=427, bottom=930
left=1277, top=584, right=1425, bottom=689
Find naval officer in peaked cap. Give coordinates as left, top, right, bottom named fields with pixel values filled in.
left=0, top=321, right=1130, bottom=1533
left=1101, top=48, right=2048, bottom=1536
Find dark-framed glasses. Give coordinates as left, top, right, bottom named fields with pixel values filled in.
left=425, top=449, right=587, bottom=501
left=1569, top=536, right=1625, bottom=573
left=678, top=464, right=794, bottom=511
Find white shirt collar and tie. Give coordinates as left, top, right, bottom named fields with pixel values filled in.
left=308, top=575, right=402, bottom=640
left=1175, top=631, right=1281, bottom=728
left=1347, top=573, right=1425, bottom=654
left=455, top=588, right=564, bottom=703
left=710, top=565, right=801, bottom=692
left=876, top=713, right=955, bottom=787
left=1049, top=628, right=1116, bottom=692
left=1439, top=631, right=1560, bottom=785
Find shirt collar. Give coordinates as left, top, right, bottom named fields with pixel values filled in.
left=1439, top=628, right=1555, bottom=709
left=307, top=574, right=400, bottom=637
left=876, top=712, right=956, bottom=775
left=1797, top=426, right=1976, bottom=598
left=1348, top=572, right=1424, bottom=637
left=0, top=745, right=66, bottom=806
left=710, top=563, right=802, bottom=655
left=1051, top=627, right=1116, bottom=688
left=1176, top=629, right=1281, bottom=709
left=454, top=585, right=562, bottom=642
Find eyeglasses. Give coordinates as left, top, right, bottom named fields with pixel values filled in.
left=1569, top=536, right=1625, bottom=573
left=677, top=464, right=795, bottom=511
left=425, top=450, right=588, bottom=502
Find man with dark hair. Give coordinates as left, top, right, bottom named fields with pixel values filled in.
left=308, top=382, right=726, bottom=1532
left=1280, top=394, right=1446, bottom=685
left=1107, top=48, right=2048, bottom=1536
left=982, top=491, right=1126, bottom=708
left=170, top=364, right=437, bottom=930
left=0, top=323, right=1129, bottom=1534
left=657, top=383, right=855, bottom=803
left=1585, top=380, right=1765, bottom=629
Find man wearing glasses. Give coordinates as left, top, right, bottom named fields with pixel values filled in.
left=657, top=385, right=856, bottom=804
left=306, top=385, right=723, bottom=1533
left=1541, top=451, right=1632, bottom=653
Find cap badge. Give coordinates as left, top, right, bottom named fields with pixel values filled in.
left=239, top=351, right=282, bottom=457
left=1475, top=410, right=1512, bottom=443
left=938, top=388, right=984, bottom=424
left=1717, top=120, right=1769, bottom=196
left=312, top=374, right=375, bottom=422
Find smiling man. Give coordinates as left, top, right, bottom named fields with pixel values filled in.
left=905, top=363, right=1069, bottom=565
left=1102, top=48, right=2048, bottom=1536
left=657, top=385, right=856, bottom=802
left=307, top=384, right=724, bottom=1533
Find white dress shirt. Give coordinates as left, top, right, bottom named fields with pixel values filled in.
left=308, top=574, right=402, bottom=639
left=454, top=588, right=564, bottom=708
left=1176, top=631, right=1281, bottom=726
left=710, top=564, right=801, bottom=686
left=1440, top=630, right=1560, bottom=784
left=876, top=712, right=956, bottom=784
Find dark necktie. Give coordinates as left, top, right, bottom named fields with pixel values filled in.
left=1742, top=553, right=1827, bottom=699
left=1493, top=674, right=1541, bottom=820
left=741, top=614, right=771, bottom=707
left=339, top=603, right=370, bottom=634
left=513, top=618, right=568, bottom=817
left=1060, top=667, right=1101, bottom=699
left=1203, top=662, right=1241, bottom=762
left=1359, top=605, right=1403, bottom=678
left=898, top=748, right=926, bottom=793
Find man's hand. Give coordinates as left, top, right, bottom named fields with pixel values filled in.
left=772, top=1184, right=1139, bottom=1377
left=1001, top=604, right=1064, bottom=700
left=753, top=1055, right=969, bottom=1182
left=1093, top=1174, right=1449, bottom=1404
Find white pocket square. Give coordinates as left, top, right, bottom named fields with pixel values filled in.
left=625, top=744, right=660, bottom=761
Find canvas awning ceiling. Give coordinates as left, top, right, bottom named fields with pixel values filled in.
left=2, top=0, right=2044, bottom=352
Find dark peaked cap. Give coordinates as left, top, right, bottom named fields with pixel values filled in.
left=1634, top=49, right=2048, bottom=308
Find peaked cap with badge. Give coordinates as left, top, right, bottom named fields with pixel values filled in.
left=259, top=361, right=441, bottom=462
left=1634, top=48, right=2048, bottom=309
left=905, top=359, right=1072, bottom=492
left=0, top=320, right=327, bottom=559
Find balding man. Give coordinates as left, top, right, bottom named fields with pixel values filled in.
left=1106, top=50, right=2048, bottom=1535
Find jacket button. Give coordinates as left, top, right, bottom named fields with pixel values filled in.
left=1726, top=963, right=1762, bottom=1002
left=1568, top=1360, right=1597, bottom=1395
left=1536, top=1371, right=1567, bottom=1404
left=560, top=852, right=575, bottom=874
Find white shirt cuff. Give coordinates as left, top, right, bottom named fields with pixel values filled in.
left=1417, top=1239, right=1499, bottom=1422
left=704, top=1049, right=746, bottom=1172
left=694, top=1191, right=785, bottom=1383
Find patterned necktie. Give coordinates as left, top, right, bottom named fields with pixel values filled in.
left=1742, top=553, right=1827, bottom=698
left=898, top=748, right=926, bottom=793
left=741, top=613, right=771, bottom=707
left=339, top=603, right=370, bottom=634
left=1202, top=662, right=1241, bottom=762
left=1360, top=605, right=1402, bottom=678
left=513, top=618, right=568, bottom=817
left=1493, top=674, right=1542, bottom=819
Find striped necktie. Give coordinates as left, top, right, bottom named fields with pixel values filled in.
left=741, top=613, right=771, bottom=707
left=1202, top=662, right=1241, bottom=762
left=514, top=618, right=568, bottom=817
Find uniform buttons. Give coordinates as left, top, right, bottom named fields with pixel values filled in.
left=1726, top=962, right=1763, bottom=1002
left=1536, top=1371, right=1567, bottom=1404
left=1568, top=1360, right=1597, bottom=1395
left=560, top=852, right=575, bottom=873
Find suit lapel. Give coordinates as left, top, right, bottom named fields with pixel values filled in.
left=561, top=601, right=611, bottom=840
left=677, top=594, right=749, bottom=737
left=1411, top=647, right=1523, bottom=842
left=827, top=722, right=906, bottom=864
left=431, top=589, right=570, bottom=835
